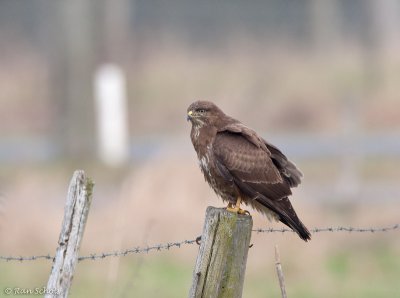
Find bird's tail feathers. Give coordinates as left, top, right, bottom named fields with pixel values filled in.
left=233, top=177, right=311, bottom=241
left=256, top=196, right=311, bottom=241
left=278, top=208, right=311, bottom=241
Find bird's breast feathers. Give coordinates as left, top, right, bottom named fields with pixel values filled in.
left=197, top=143, right=213, bottom=175
left=198, top=152, right=211, bottom=176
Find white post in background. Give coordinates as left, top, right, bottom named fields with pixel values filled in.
left=94, top=64, right=129, bottom=166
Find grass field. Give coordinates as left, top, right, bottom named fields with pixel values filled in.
left=1, top=244, right=400, bottom=297
left=0, top=158, right=399, bottom=298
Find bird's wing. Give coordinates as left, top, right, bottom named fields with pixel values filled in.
left=213, top=130, right=292, bottom=200
left=263, top=140, right=303, bottom=187
left=213, top=131, right=311, bottom=240
left=221, top=121, right=303, bottom=188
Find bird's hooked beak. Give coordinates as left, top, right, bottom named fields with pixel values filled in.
left=187, top=110, right=193, bottom=122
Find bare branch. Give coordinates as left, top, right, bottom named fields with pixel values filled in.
left=275, top=245, right=287, bottom=298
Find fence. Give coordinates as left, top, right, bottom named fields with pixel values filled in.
left=1, top=170, right=398, bottom=298
left=1, top=224, right=397, bottom=263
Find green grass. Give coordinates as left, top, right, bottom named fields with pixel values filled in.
left=69, top=256, right=193, bottom=298
left=1, top=247, right=400, bottom=298
left=321, top=246, right=400, bottom=298
left=326, top=252, right=350, bottom=279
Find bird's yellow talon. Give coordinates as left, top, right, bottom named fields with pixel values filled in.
left=226, top=206, right=238, bottom=213
left=241, top=209, right=251, bottom=216
left=226, top=206, right=250, bottom=215
left=226, top=196, right=249, bottom=215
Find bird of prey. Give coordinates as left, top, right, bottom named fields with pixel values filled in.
left=187, top=100, right=311, bottom=241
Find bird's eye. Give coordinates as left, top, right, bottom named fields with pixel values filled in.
left=198, top=109, right=206, bottom=114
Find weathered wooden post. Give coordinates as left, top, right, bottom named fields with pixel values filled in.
left=46, top=170, right=94, bottom=298
left=189, top=206, right=253, bottom=298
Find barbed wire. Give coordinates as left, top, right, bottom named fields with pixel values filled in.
left=1, top=224, right=398, bottom=263
left=0, top=239, right=198, bottom=263
left=252, top=223, right=399, bottom=234
left=78, top=239, right=198, bottom=262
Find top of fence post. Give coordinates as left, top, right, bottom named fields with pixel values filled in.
left=45, top=170, right=94, bottom=298
left=189, top=206, right=253, bottom=298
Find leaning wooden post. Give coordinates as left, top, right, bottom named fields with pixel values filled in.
left=46, top=170, right=94, bottom=298
left=189, top=206, right=253, bottom=298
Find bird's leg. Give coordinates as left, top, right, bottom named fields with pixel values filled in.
left=226, top=197, right=250, bottom=215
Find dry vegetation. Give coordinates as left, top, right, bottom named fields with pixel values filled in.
left=1, top=153, right=399, bottom=296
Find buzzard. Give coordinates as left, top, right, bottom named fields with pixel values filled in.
left=187, top=100, right=311, bottom=241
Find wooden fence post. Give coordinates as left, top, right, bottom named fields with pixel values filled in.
left=189, top=206, right=253, bottom=298
left=45, top=170, right=94, bottom=298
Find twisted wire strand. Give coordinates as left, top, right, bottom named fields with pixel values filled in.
left=1, top=224, right=398, bottom=262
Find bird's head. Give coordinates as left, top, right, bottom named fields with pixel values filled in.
left=187, top=100, right=224, bottom=128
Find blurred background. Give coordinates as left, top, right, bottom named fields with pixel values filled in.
left=1, top=1, right=400, bottom=297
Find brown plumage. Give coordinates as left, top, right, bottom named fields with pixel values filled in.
left=187, top=100, right=311, bottom=241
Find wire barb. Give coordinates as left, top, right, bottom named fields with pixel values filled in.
left=1, top=224, right=398, bottom=263
left=252, top=224, right=399, bottom=234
